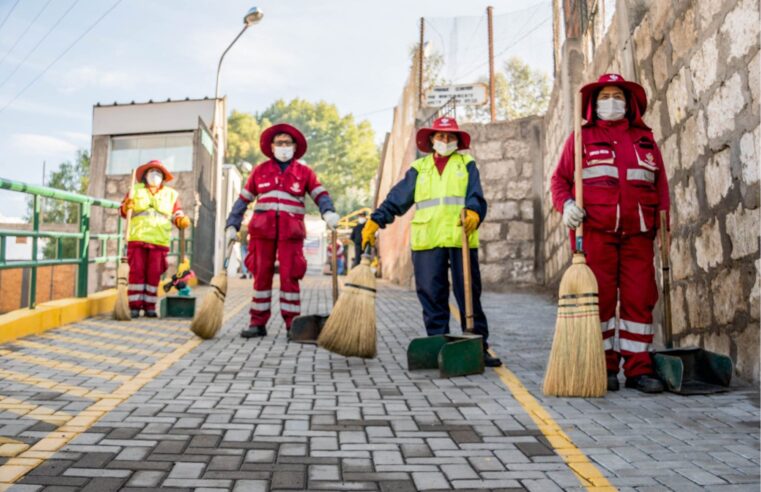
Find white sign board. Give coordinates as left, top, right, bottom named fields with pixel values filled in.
left=425, top=83, right=488, bottom=107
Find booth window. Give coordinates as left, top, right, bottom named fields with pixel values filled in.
left=107, top=132, right=193, bottom=175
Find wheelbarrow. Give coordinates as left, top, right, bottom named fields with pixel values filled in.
left=652, top=211, right=733, bottom=394
left=407, top=210, right=485, bottom=378
left=290, top=229, right=339, bottom=343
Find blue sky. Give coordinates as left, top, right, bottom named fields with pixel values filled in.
left=0, top=0, right=553, bottom=218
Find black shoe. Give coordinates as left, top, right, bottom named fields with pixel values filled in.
left=625, top=374, right=665, bottom=393
left=483, top=351, right=502, bottom=367
left=607, top=372, right=620, bottom=392
left=130, top=309, right=140, bottom=318
left=241, top=326, right=267, bottom=338
left=145, top=310, right=158, bottom=318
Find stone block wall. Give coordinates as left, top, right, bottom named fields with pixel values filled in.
left=542, top=0, right=760, bottom=381
left=462, top=117, right=544, bottom=289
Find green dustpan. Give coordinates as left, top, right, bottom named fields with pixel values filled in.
left=407, top=210, right=485, bottom=378
left=652, top=211, right=733, bottom=395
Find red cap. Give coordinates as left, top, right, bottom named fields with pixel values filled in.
left=135, top=160, right=173, bottom=183
left=580, top=73, right=649, bottom=126
left=259, top=123, right=308, bottom=160
left=416, top=116, right=471, bottom=153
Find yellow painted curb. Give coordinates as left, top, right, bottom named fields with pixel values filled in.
left=0, top=290, right=117, bottom=345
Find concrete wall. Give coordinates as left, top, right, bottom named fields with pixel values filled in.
left=542, top=0, right=760, bottom=381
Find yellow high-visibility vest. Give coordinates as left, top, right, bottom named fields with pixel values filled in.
left=129, top=184, right=177, bottom=247
left=410, top=152, right=479, bottom=251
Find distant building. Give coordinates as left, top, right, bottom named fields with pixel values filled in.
left=86, top=97, right=233, bottom=289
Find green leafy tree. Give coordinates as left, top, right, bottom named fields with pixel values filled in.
left=227, top=99, right=379, bottom=216
left=26, top=150, right=90, bottom=259
left=462, top=56, right=549, bottom=122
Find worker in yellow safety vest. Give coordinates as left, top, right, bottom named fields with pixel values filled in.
left=120, top=160, right=190, bottom=318
left=362, top=117, right=501, bottom=367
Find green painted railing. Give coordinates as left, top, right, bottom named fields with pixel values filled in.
left=0, top=178, right=123, bottom=308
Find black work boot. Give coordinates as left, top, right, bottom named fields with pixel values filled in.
left=130, top=309, right=140, bottom=318
left=607, top=371, right=620, bottom=392
left=241, top=325, right=267, bottom=338
left=145, top=310, right=158, bottom=318
left=625, top=374, right=665, bottom=393
left=483, top=350, right=502, bottom=367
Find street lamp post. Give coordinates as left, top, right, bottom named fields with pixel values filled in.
left=212, top=6, right=263, bottom=274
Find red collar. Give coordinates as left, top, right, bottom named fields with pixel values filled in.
left=433, top=154, right=449, bottom=175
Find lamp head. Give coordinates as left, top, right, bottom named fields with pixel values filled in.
left=243, top=7, right=263, bottom=26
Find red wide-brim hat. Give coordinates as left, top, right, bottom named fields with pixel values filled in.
left=416, top=116, right=471, bottom=153
left=260, top=123, right=308, bottom=160
left=135, top=160, right=174, bottom=183
left=580, top=73, right=648, bottom=116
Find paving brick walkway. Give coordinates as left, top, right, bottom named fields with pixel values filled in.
left=0, top=275, right=758, bottom=491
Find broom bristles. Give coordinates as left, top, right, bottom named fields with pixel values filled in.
left=113, top=261, right=131, bottom=321
left=318, top=257, right=377, bottom=358
left=190, top=272, right=228, bottom=339
left=543, top=253, right=607, bottom=397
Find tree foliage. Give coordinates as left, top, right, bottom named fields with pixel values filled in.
left=226, top=99, right=379, bottom=216
left=26, top=150, right=90, bottom=259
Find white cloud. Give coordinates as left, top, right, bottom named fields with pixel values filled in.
left=10, top=133, right=78, bottom=155
left=58, top=66, right=135, bottom=94
left=60, top=131, right=91, bottom=145
left=6, top=99, right=90, bottom=121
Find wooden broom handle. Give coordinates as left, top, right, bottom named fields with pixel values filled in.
left=179, top=226, right=186, bottom=264
left=659, top=210, right=673, bottom=348
left=123, top=168, right=137, bottom=255
left=574, top=90, right=584, bottom=250
left=461, top=209, right=474, bottom=333
left=331, top=229, right=338, bottom=306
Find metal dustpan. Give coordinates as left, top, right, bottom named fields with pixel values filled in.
left=290, top=230, right=338, bottom=344
left=652, top=211, right=733, bottom=394
left=407, top=211, right=485, bottom=378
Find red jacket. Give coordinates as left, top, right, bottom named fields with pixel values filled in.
left=550, top=118, right=670, bottom=235
left=239, top=160, right=330, bottom=241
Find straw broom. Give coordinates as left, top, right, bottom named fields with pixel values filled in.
left=191, top=239, right=235, bottom=339
left=113, top=169, right=137, bottom=321
left=543, top=91, right=607, bottom=397
left=318, top=244, right=376, bottom=359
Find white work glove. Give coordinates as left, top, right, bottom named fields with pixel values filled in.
left=323, top=211, right=340, bottom=230
left=225, top=226, right=238, bottom=244
left=562, top=199, right=585, bottom=229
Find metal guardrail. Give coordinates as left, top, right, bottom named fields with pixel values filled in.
left=0, top=177, right=123, bottom=309
left=420, top=96, right=458, bottom=129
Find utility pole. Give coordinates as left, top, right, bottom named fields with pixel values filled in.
left=418, top=17, right=425, bottom=109
left=487, top=6, right=496, bottom=122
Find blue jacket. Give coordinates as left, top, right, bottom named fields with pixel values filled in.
left=371, top=160, right=487, bottom=228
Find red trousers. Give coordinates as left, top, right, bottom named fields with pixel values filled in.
left=580, top=229, right=658, bottom=378
left=246, top=239, right=307, bottom=330
left=127, top=242, right=168, bottom=312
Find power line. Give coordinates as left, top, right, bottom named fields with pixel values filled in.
left=0, top=0, right=56, bottom=69
left=455, top=14, right=552, bottom=83
left=0, top=0, right=81, bottom=90
left=0, top=0, right=21, bottom=35
left=0, top=0, right=123, bottom=115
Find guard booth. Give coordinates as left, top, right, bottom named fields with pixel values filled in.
left=86, top=97, right=232, bottom=289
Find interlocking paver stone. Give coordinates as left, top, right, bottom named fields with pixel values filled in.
left=0, top=276, right=757, bottom=491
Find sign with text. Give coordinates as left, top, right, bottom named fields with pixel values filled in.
left=425, top=83, right=488, bottom=107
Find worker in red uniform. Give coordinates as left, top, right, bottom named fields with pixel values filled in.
left=225, top=123, right=340, bottom=339
left=120, top=160, right=190, bottom=318
left=551, top=74, right=670, bottom=393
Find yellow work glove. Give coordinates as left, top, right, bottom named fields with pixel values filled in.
left=176, top=216, right=191, bottom=229
left=461, top=209, right=480, bottom=235
left=361, top=218, right=380, bottom=249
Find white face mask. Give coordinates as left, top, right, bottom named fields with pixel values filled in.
left=432, top=139, right=457, bottom=156
left=146, top=170, right=163, bottom=187
left=358, top=217, right=367, bottom=224
left=273, top=145, right=295, bottom=162
left=596, top=98, right=627, bottom=121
